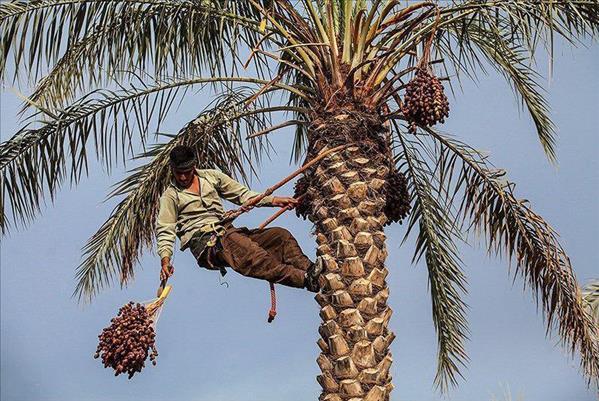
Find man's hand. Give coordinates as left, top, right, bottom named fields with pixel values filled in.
left=271, top=196, right=299, bottom=209
left=160, top=257, right=174, bottom=281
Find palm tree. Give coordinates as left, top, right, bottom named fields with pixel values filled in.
left=1, top=1, right=598, bottom=399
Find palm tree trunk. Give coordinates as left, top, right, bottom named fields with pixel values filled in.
left=303, top=114, right=394, bottom=401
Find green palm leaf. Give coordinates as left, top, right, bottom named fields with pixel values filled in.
left=440, top=1, right=599, bottom=44
left=582, top=280, right=599, bottom=324
left=423, top=125, right=599, bottom=384
left=0, top=74, right=304, bottom=233
left=436, top=12, right=557, bottom=163
left=395, top=124, right=470, bottom=392
left=1, top=0, right=268, bottom=108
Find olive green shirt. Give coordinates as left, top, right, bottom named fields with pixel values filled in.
left=155, top=168, right=274, bottom=259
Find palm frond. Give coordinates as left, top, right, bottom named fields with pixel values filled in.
left=440, top=1, right=599, bottom=48
left=73, top=90, right=272, bottom=302
left=1, top=0, right=269, bottom=107
left=1, top=78, right=173, bottom=233
left=422, top=125, right=599, bottom=385
left=582, top=279, right=599, bottom=324
left=394, top=122, right=470, bottom=393
left=434, top=5, right=559, bottom=163
left=281, top=56, right=312, bottom=163
left=1, top=74, right=305, bottom=233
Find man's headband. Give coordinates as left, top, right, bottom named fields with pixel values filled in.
left=169, top=158, right=196, bottom=170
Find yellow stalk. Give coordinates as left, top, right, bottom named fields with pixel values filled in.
left=254, top=48, right=317, bottom=83
left=367, top=2, right=435, bottom=46
left=364, top=0, right=388, bottom=29
left=325, top=0, right=341, bottom=86
left=371, top=47, right=414, bottom=88
left=302, top=0, right=330, bottom=44
left=247, top=0, right=317, bottom=76
left=341, top=0, right=353, bottom=63
left=351, top=0, right=383, bottom=75
left=350, top=10, right=367, bottom=78
left=301, top=0, right=337, bottom=81
left=371, top=3, right=440, bottom=78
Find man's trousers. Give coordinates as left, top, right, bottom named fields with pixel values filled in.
left=189, top=225, right=312, bottom=288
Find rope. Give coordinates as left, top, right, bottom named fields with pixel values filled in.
left=220, top=144, right=350, bottom=225
left=247, top=145, right=351, bottom=323
left=258, top=202, right=298, bottom=324
left=268, top=282, right=277, bottom=323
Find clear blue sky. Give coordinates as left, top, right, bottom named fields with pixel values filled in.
left=1, top=38, right=597, bottom=401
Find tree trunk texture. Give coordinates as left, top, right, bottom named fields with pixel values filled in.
left=303, top=115, right=394, bottom=401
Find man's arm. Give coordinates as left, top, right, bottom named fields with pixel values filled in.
left=156, top=190, right=177, bottom=278
left=211, top=169, right=275, bottom=206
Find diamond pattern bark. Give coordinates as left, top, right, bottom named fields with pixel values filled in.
left=306, top=144, right=394, bottom=401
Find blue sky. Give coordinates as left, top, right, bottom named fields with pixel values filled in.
left=1, top=37, right=597, bottom=401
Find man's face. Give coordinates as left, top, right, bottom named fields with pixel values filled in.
left=172, top=166, right=195, bottom=187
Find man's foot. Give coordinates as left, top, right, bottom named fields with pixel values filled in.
left=304, top=256, right=324, bottom=293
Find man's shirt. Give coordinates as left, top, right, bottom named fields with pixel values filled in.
left=155, top=168, right=274, bottom=259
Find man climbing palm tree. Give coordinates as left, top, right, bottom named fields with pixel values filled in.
left=156, top=145, right=323, bottom=292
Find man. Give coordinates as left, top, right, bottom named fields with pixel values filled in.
left=156, top=145, right=323, bottom=292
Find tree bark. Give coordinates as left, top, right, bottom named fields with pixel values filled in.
left=303, top=121, right=394, bottom=401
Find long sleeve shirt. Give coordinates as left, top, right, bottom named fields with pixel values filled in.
left=155, top=168, right=274, bottom=259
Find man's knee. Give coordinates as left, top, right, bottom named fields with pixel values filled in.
left=268, top=226, right=293, bottom=240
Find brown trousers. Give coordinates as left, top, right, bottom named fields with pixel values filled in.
left=190, top=226, right=312, bottom=288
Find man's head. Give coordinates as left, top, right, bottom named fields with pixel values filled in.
left=169, top=145, right=196, bottom=187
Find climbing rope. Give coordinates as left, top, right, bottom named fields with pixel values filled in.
left=257, top=200, right=301, bottom=323
left=222, top=144, right=351, bottom=323
left=221, top=144, right=350, bottom=224
left=268, top=282, right=277, bottom=323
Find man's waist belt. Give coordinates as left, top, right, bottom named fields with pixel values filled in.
left=185, top=223, right=228, bottom=276
left=182, top=223, right=226, bottom=250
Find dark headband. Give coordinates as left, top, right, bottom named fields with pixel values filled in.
left=170, top=158, right=196, bottom=170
